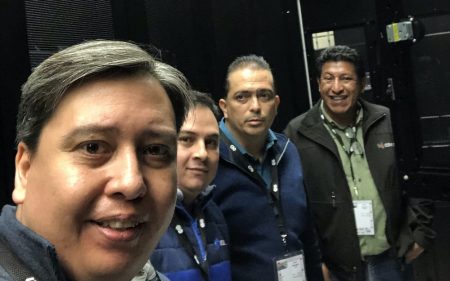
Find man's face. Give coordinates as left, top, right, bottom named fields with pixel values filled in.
left=13, top=76, right=178, bottom=281
left=318, top=61, right=365, bottom=124
left=177, top=106, right=219, bottom=204
left=219, top=68, right=279, bottom=145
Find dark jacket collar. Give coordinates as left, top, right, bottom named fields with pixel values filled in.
left=0, top=205, right=67, bottom=281
left=219, top=128, right=289, bottom=167
left=299, top=99, right=387, bottom=146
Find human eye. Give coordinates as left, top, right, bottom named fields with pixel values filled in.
left=257, top=89, right=274, bottom=102
left=142, top=144, right=175, bottom=164
left=73, top=140, right=112, bottom=165
left=78, top=141, right=111, bottom=155
left=341, top=76, right=355, bottom=83
left=321, top=75, right=334, bottom=83
left=234, top=92, right=249, bottom=103
left=178, top=135, right=194, bottom=147
left=205, top=137, right=219, bottom=149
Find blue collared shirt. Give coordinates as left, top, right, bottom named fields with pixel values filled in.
left=219, top=118, right=277, bottom=187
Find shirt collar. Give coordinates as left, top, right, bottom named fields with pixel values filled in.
left=320, top=100, right=363, bottom=130
left=219, top=118, right=277, bottom=156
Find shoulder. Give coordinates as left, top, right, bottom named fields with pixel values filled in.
left=285, top=111, right=308, bottom=131
left=362, top=99, right=390, bottom=116
left=284, top=104, right=321, bottom=136
left=0, top=267, right=12, bottom=281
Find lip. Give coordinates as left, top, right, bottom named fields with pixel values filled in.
left=186, top=167, right=208, bottom=173
left=328, top=95, right=348, bottom=101
left=246, top=117, right=264, bottom=125
left=91, top=214, right=148, bottom=242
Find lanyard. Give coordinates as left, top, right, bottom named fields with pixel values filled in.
left=221, top=134, right=289, bottom=250
left=172, top=210, right=210, bottom=280
left=321, top=111, right=363, bottom=196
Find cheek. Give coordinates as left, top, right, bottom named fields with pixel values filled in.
left=176, top=149, right=191, bottom=169
left=27, top=158, right=94, bottom=210
left=147, top=167, right=177, bottom=207
left=207, top=152, right=220, bottom=181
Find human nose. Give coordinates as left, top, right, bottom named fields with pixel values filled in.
left=192, top=141, right=208, bottom=161
left=331, top=78, right=344, bottom=93
left=249, top=95, right=261, bottom=112
left=106, top=148, right=146, bottom=200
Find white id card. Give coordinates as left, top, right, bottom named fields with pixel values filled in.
left=353, top=200, right=375, bottom=235
left=274, top=251, right=307, bottom=281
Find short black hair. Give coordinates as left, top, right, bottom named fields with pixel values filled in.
left=190, top=90, right=220, bottom=121
left=316, top=45, right=365, bottom=81
left=224, top=55, right=274, bottom=96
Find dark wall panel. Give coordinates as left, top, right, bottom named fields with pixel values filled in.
left=0, top=0, right=30, bottom=207
left=25, top=0, right=114, bottom=67
left=300, top=0, right=376, bottom=31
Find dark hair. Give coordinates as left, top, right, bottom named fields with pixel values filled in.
left=189, top=91, right=220, bottom=120
left=224, top=54, right=274, bottom=96
left=17, top=40, right=192, bottom=152
left=316, top=45, right=365, bottom=82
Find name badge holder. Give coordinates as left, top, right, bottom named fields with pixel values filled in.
left=274, top=250, right=307, bottom=281
left=353, top=200, right=375, bottom=235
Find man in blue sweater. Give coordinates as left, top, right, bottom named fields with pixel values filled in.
left=151, top=91, right=231, bottom=281
left=0, top=40, right=190, bottom=281
left=212, top=55, right=323, bottom=281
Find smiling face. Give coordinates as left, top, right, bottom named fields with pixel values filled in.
left=219, top=67, right=279, bottom=148
left=13, top=76, right=177, bottom=281
left=318, top=61, right=365, bottom=126
left=176, top=106, right=219, bottom=206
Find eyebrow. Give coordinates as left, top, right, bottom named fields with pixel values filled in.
left=179, top=130, right=219, bottom=138
left=60, top=125, right=177, bottom=149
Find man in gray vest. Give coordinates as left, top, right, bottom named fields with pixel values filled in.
left=284, top=45, right=435, bottom=281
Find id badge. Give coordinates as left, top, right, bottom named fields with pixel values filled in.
left=353, top=200, right=375, bottom=235
left=274, top=250, right=307, bottom=281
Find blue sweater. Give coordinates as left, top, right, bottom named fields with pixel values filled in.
left=212, top=131, right=323, bottom=281
left=151, top=189, right=231, bottom=281
left=0, top=205, right=168, bottom=281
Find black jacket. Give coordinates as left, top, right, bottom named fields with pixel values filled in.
left=284, top=99, right=435, bottom=276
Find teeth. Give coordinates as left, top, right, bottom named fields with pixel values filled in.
left=99, top=220, right=140, bottom=229
left=331, top=96, right=346, bottom=100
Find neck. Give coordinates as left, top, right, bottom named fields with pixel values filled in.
left=326, top=107, right=357, bottom=127
left=243, top=138, right=266, bottom=161
left=224, top=122, right=267, bottom=161
left=180, top=190, right=199, bottom=212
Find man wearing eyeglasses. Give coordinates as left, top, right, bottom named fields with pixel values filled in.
left=284, top=45, right=435, bottom=281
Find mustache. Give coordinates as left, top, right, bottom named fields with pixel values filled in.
left=245, top=115, right=265, bottom=122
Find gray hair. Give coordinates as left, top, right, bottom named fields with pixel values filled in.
left=17, top=40, right=191, bottom=151
left=224, top=54, right=274, bottom=96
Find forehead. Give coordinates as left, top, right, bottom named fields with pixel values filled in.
left=228, top=68, right=273, bottom=90
left=321, top=61, right=357, bottom=75
left=182, top=106, right=219, bottom=132
left=44, top=76, right=175, bottom=134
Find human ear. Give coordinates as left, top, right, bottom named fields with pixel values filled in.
left=274, top=95, right=280, bottom=114
left=12, top=142, right=32, bottom=204
left=219, top=99, right=228, bottom=118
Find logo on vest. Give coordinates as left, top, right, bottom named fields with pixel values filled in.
left=377, top=142, right=395, bottom=149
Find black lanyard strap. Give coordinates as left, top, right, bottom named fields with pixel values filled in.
left=172, top=211, right=210, bottom=280
left=221, top=134, right=289, bottom=250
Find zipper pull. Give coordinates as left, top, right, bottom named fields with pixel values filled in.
left=331, top=191, right=336, bottom=208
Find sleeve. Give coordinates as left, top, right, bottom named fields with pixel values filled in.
left=407, top=197, right=436, bottom=249
left=301, top=205, right=325, bottom=281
